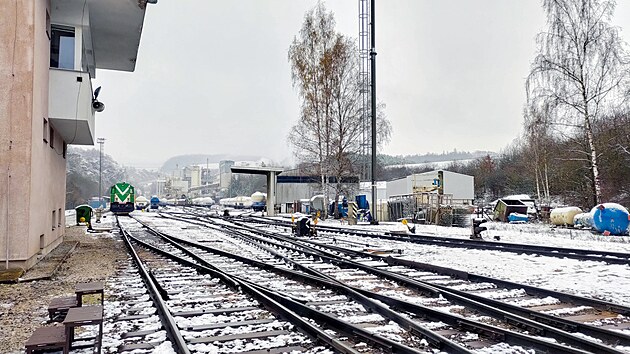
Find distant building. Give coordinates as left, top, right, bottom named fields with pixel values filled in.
left=219, top=160, right=234, bottom=189
left=0, top=0, right=149, bottom=269
left=387, top=170, right=474, bottom=205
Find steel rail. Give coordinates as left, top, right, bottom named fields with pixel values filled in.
left=116, top=216, right=191, bottom=354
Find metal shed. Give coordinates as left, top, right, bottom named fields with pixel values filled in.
left=493, top=199, right=528, bottom=222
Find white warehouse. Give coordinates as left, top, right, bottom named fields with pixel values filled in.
left=386, top=170, right=474, bottom=205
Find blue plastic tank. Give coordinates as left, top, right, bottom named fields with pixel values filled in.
left=591, top=203, right=630, bottom=235
left=356, top=195, right=369, bottom=210
left=508, top=212, right=528, bottom=223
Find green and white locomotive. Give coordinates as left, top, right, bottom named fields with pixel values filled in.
left=110, top=182, right=135, bottom=215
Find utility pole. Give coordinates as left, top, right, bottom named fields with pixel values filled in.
left=370, top=0, right=378, bottom=224
left=97, top=138, right=105, bottom=209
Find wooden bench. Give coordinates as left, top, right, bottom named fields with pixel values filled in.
left=48, top=296, right=78, bottom=322
left=63, top=305, right=103, bottom=353
left=76, top=281, right=104, bottom=306
left=25, top=326, right=68, bottom=354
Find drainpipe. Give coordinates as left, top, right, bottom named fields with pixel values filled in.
left=5, top=166, right=9, bottom=270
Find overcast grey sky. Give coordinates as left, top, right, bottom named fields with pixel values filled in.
left=93, top=0, right=630, bottom=168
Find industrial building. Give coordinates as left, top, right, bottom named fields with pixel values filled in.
left=385, top=170, right=474, bottom=224
left=386, top=170, right=474, bottom=204
left=0, top=0, right=149, bottom=269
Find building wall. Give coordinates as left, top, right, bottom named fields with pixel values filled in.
left=0, top=0, right=66, bottom=269
left=219, top=160, right=234, bottom=189
left=386, top=177, right=410, bottom=198
left=442, top=170, right=474, bottom=202
left=190, top=165, right=201, bottom=188
left=386, top=171, right=474, bottom=202
left=276, top=183, right=315, bottom=205
left=30, top=0, right=66, bottom=261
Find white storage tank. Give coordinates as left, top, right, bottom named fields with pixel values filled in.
left=550, top=207, right=583, bottom=226
left=251, top=191, right=266, bottom=203
left=573, top=212, right=594, bottom=228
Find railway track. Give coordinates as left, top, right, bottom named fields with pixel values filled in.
left=220, top=217, right=630, bottom=348
left=127, top=216, right=468, bottom=353
left=117, top=217, right=335, bottom=353
left=140, top=212, right=629, bottom=353
left=240, top=215, right=630, bottom=265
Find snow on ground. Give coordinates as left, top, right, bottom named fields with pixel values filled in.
left=319, top=230, right=630, bottom=305
left=142, top=211, right=630, bottom=315
left=313, top=217, right=630, bottom=253
left=292, top=215, right=630, bottom=305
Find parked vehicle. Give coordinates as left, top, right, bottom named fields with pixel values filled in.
left=110, top=182, right=135, bottom=215
left=150, top=196, right=160, bottom=209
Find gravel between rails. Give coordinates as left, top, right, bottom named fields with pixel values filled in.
left=0, top=226, right=126, bottom=353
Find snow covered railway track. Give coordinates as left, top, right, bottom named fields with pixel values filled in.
left=237, top=225, right=630, bottom=354
left=145, top=213, right=613, bottom=354
left=164, top=213, right=630, bottom=354
left=241, top=216, right=630, bottom=266
left=103, top=257, right=171, bottom=352
left=117, top=218, right=323, bottom=354
left=131, top=221, right=454, bottom=353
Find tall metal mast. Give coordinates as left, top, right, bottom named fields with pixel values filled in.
left=369, top=0, right=378, bottom=224
left=359, top=0, right=378, bottom=223
left=358, top=0, right=370, bottom=182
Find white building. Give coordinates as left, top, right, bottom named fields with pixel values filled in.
left=0, top=0, right=150, bottom=270
left=387, top=170, right=474, bottom=205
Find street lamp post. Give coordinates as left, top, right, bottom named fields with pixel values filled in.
left=97, top=138, right=105, bottom=210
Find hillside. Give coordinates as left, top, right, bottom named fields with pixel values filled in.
left=66, top=147, right=158, bottom=208
left=380, top=150, right=496, bottom=166
left=160, top=154, right=263, bottom=172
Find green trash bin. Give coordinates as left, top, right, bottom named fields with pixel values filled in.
left=75, top=205, right=93, bottom=225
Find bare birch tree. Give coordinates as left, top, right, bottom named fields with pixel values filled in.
left=526, top=0, right=630, bottom=206
left=288, top=2, right=391, bottom=214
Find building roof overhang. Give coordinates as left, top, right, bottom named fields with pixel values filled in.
left=51, top=0, right=148, bottom=74
left=231, top=166, right=284, bottom=176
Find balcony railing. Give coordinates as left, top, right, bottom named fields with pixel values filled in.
left=48, top=68, right=95, bottom=145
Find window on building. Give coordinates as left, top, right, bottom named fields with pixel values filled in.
left=49, top=125, right=54, bottom=149
left=50, top=25, right=75, bottom=69
left=58, top=208, right=61, bottom=227
left=52, top=210, right=56, bottom=231
left=43, top=118, right=48, bottom=143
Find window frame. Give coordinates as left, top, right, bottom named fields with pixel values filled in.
left=50, top=24, right=76, bottom=70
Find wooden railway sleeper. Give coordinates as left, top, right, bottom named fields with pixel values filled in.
left=528, top=312, right=578, bottom=332
left=503, top=315, right=545, bottom=335
left=123, top=224, right=353, bottom=354
left=457, top=320, right=506, bottom=342
left=351, top=330, right=395, bottom=353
